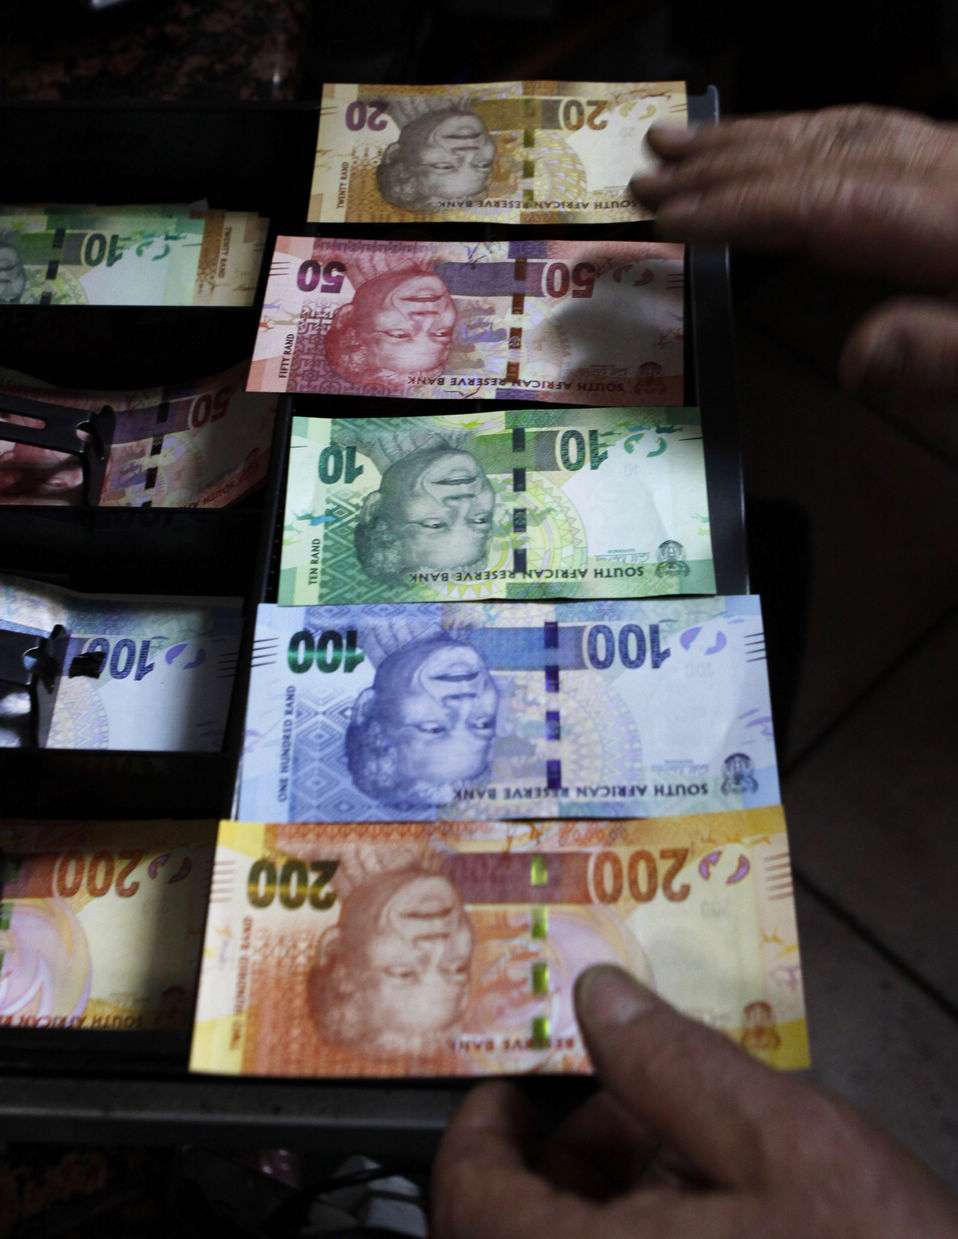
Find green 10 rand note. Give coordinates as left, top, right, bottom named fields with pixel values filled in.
left=279, top=409, right=714, bottom=605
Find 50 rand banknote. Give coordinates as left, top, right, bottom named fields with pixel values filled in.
left=189, top=809, right=808, bottom=1079
left=0, top=820, right=215, bottom=1033
left=236, top=597, right=779, bottom=823
left=310, top=80, right=686, bottom=225
left=247, top=237, right=683, bottom=405
left=279, top=408, right=714, bottom=605
left=0, top=362, right=276, bottom=507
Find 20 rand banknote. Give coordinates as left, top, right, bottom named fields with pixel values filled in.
left=190, top=809, right=808, bottom=1079
left=247, top=237, right=683, bottom=405
left=236, top=597, right=779, bottom=823
left=310, top=81, right=686, bottom=225
left=279, top=408, right=715, bottom=605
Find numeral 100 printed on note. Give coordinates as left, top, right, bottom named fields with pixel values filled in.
left=247, top=238, right=683, bottom=404
left=280, top=409, right=714, bottom=605
left=310, top=81, right=686, bottom=224
left=189, top=810, right=809, bottom=1079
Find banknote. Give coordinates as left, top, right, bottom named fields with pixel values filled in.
left=0, top=820, right=214, bottom=1032
left=309, top=81, right=687, bottom=225
left=247, top=237, right=684, bottom=405
left=0, top=363, right=277, bottom=507
left=278, top=409, right=714, bottom=605
left=189, top=809, right=808, bottom=1078
left=0, top=206, right=268, bottom=307
left=0, top=575, right=242, bottom=752
left=236, top=597, right=779, bottom=823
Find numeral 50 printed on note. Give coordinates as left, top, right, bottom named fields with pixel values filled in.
left=247, top=238, right=684, bottom=405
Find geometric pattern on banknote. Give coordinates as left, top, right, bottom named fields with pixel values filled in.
left=48, top=679, right=110, bottom=748
left=289, top=688, right=365, bottom=823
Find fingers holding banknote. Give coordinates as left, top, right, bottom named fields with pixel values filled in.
left=431, top=966, right=958, bottom=1239
left=630, top=105, right=958, bottom=405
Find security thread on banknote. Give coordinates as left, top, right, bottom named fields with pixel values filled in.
left=279, top=409, right=715, bottom=604
left=248, top=237, right=684, bottom=405
left=237, top=597, right=780, bottom=824
left=310, top=81, right=686, bottom=224
left=0, top=820, right=215, bottom=1033
left=189, top=809, right=808, bottom=1079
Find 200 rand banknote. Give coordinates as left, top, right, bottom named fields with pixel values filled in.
left=236, top=597, right=779, bottom=823
left=247, top=237, right=683, bottom=405
left=310, top=80, right=686, bottom=225
left=190, top=809, right=808, bottom=1079
left=279, top=408, right=714, bottom=604
left=0, top=362, right=277, bottom=507
left=0, top=819, right=215, bottom=1033
left=0, top=574, right=242, bottom=752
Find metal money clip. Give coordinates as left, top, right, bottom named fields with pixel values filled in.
left=0, top=395, right=116, bottom=506
left=0, top=623, right=70, bottom=747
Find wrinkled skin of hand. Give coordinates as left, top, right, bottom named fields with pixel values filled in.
left=432, top=966, right=958, bottom=1239
left=629, top=105, right=958, bottom=406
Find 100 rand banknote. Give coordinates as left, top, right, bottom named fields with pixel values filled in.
left=190, top=809, right=808, bottom=1079
left=0, top=362, right=277, bottom=507
left=0, top=820, right=214, bottom=1033
left=310, top=80, right=686, bottom=225
left=247, top=237, right=683, bottom=405
left=236, top=597, right=779, bottom=823
left=280, top=408, right=714, bottom=604
left=0, top=575, right=242, bottom=752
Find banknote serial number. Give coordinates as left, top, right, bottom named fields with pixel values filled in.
left=246, top=857, right=339, bottom=911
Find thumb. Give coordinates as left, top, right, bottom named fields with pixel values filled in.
left=839, top=295, right=958, bottom=405
left=573, top=965, right=822, bottom=1188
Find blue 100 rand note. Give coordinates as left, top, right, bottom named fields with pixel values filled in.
left=237, top=598, right=779, bottom=822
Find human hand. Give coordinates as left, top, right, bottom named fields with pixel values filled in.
left=431, top=965, right=958, bottom=1239
left=630, top=106, right=958, bottom=405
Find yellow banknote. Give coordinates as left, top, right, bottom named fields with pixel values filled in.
left=310, top=81, right=686, bottom=224
left=190, top=808, right=808, bottom=1078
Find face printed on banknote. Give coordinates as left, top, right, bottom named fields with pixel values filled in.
left=376, top=108, right=499, bottom=210
left=0, top=238, right=28, bottom=305
left=325, top=268, right=457, bottom=384
left=356, top=445, right=496, bottom=580
left=308, top=868, right=474, bottom=1055
left=346, top=634, right=500, bottom=809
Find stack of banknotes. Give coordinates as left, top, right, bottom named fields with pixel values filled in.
left=0, top=205, right=269, bottom=307
left=0, top=363, right=277, bottom=507
left=4, top=82, right=810, bottom=1083
left=188, top=81, right=809, bottom=1079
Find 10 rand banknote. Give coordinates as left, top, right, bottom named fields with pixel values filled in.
left=237, top=597, right=779, bottom=823
left=248, top=237, right=684, bottom=405
left=310, top=80, right=686, bottom=225
left=279, top=408, right=715, bottom=605
left=190, top=809, right=808, bottom=1079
